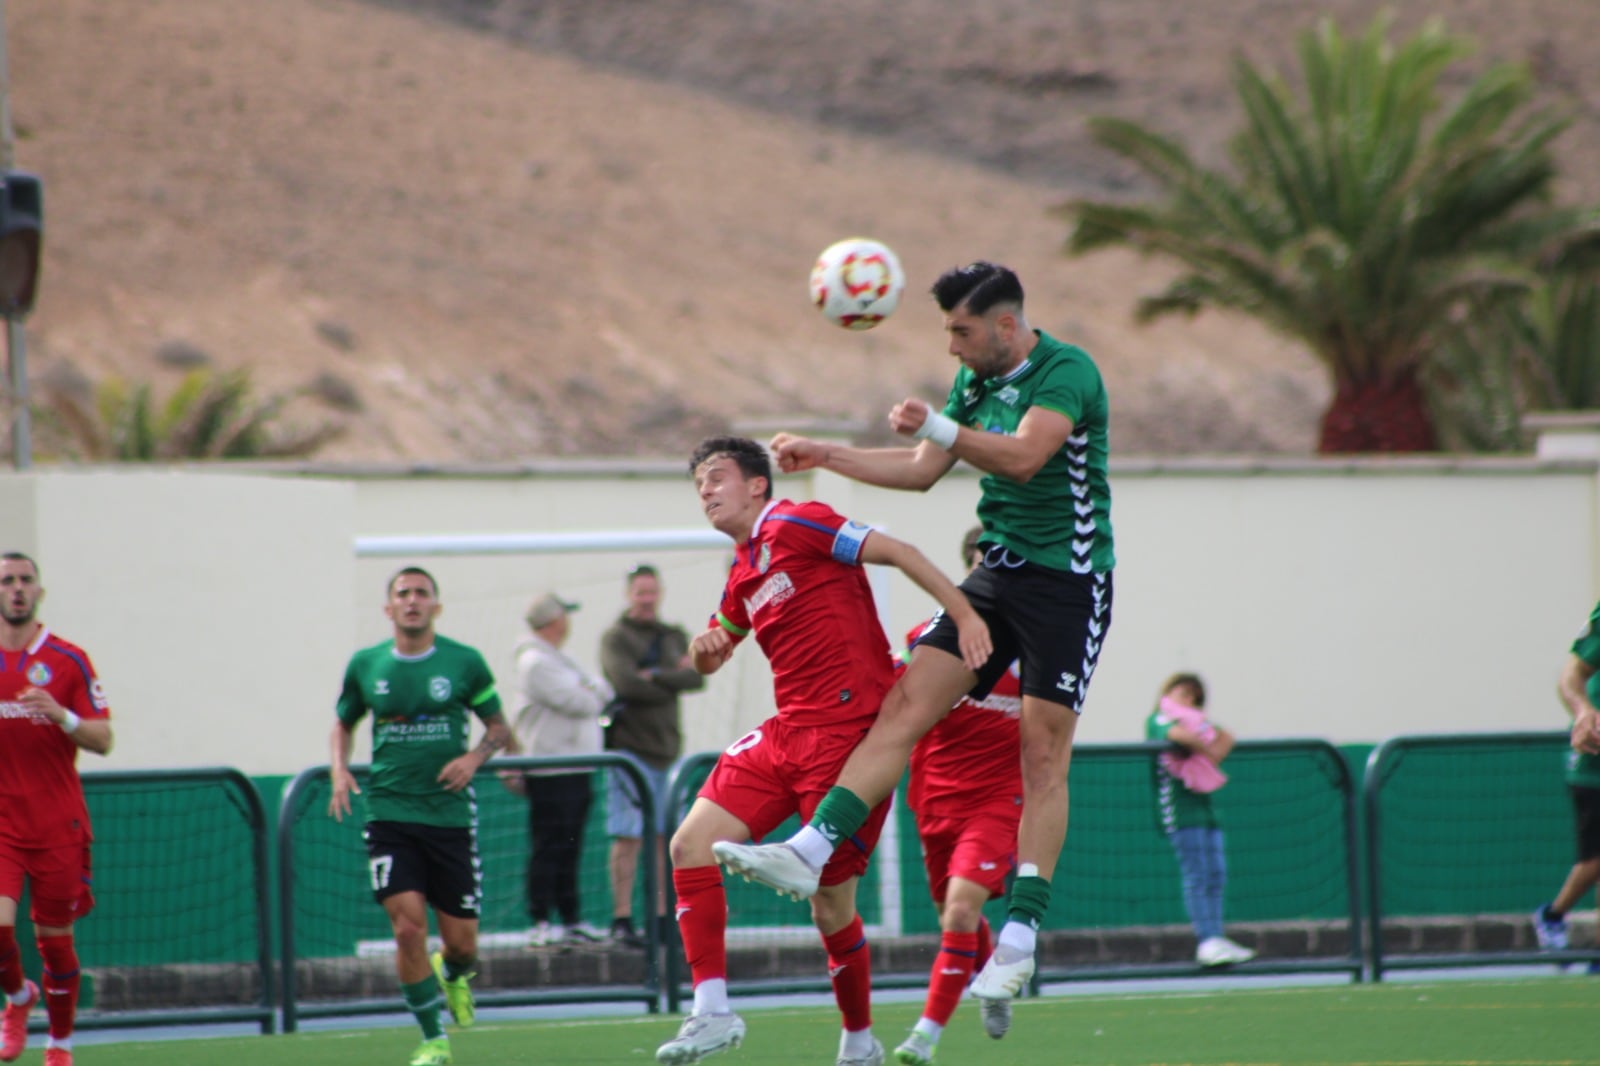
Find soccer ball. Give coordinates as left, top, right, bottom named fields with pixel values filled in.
left=809, top=237, right=906, bottom=330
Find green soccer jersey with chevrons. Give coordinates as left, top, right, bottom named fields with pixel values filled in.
left=1566, top=600, right=1600, bottom=789
left=941, top=329, right=1115, bottom=574
left=336, top=635, right=502, bottom=827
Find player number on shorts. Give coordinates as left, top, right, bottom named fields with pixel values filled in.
left=725, top=728, right=764, bottom=757
left=369, top=854, right=394, bottom=892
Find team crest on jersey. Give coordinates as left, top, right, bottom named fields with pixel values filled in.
left=757, top=543, right=772, bottom=574
left=25, top=661, right=51, bottom=686
left=996, top=385, right=1021, bottom=406
left=429, top=676, right=452, bottom=702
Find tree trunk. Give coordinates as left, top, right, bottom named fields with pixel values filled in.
left=1317, top=370, right=1438, bottom=453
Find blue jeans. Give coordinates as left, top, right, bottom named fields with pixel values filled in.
left=1168, top=826, right=1227, bottom=941
left=606, top=754, right=672, bottom=839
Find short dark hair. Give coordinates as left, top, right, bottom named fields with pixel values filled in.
left=627, top=563, right=659, bottom=583
left=387, top=565, right=438, bottom=598
left=1160, top=672, right=1206, bottom=708
left=960, top=526, right=985, bottom=566
left=1, top=551, right=38, bottom=577
left=689, top=436, right=773, bottom=500
left=930, top=261, right=1024, bottom=316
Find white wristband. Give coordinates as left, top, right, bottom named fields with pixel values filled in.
left=912, top=410, right=960, bottom=450
left=60, top=711, right=82, bottom=734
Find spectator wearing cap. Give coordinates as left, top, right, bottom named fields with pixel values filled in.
left=506, top=592, right=614, bottom=947
left=598, top=564, right=704, bottom=948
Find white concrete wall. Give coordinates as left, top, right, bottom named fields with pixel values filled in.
left=0, top=470, right=355, bottom=775
left=1, top=453, right=1594, bottom=774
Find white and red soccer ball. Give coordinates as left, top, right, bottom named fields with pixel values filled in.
left=809, top=237, right=906, bottom=330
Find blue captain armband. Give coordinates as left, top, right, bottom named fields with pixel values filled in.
left=833, top=520, right=873, bottom=565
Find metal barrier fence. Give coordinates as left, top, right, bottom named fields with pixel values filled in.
left=1364, top=731, right=1588, bottom=980
left=52, top=732, right=1592, bottom=1035
left=662, top=739, right=1366, bottom=1008
left=1031, top=739, right=1364, bottom=986
left=71, top=768, right=275, bottom=1034
left=276, top=754, right=660, bottom=1032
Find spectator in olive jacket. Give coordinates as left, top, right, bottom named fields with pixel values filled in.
left=599, top=564, right=705, bottom=948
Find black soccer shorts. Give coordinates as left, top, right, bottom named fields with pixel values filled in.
left=362, top=819, right=482, bottom=918
left=915, top=549, right=1113, bottom=713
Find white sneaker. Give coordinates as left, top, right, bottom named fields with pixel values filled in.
left=837, top=1036, right=885, bottom=1066
left=969, top=947, right=1034, bottom=1000
left=893, top=1031, right=936, bottom=1065
left=567, top=921, right=607, bottom=944
left=711, top=841, right=821, bottom=901
left=979, top=994, right=1012, bottom=1039
left=1196, top=936, right=1254, bottom=966
left=656, top=1012, right=746, bottom=1065
left=1218, top=937, right=1255, bottom=964
left=528, top=921, right=566, bottom=947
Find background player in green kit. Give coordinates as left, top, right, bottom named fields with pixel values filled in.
left=1533, top=599, right=1600, bottom=954
left=718, top=261, right=1114, bottom=1018
left=329, top=566, right=514, bottom=1066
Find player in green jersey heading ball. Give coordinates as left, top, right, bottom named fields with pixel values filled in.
left=714, top=262, right=1115, bottom=1027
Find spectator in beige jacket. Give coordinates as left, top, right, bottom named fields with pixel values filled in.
left=509, top=592, right=614, bottom=947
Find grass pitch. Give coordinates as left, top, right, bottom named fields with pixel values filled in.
left=94, top=976, right=1594, bottom=1066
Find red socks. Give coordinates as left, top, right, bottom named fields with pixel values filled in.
left=673, top=866, right=728, bottom=985
left=921, top=930, right=978, bottom=1025
left=975, top=918, right=994, bottom=972
left=0, top=928, right=20, bottom=998
left=822, top=915, right=872, bottom=1033
left=37, top=935, right=79, bottom=1040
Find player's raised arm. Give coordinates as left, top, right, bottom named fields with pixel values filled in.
left=769, top=432, right=956, bottom=492
left=859, top=532, right=991, bottom=671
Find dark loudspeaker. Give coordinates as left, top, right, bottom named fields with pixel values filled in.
left=0, top=171, right=43, bottom=317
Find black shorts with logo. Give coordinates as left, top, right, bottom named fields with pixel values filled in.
left=362, top=820, right=482, bottom=918
left=914, top=547, right=1113, bottom=712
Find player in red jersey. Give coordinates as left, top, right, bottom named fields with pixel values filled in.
left=0, top=553, right=114, bottom=1066
left=893, top=528, right=1022, bottom=1066
left=656, top=437, right=989, bottom=1066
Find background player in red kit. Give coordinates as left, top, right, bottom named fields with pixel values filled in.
left=0, top=553, right=114, bottom=1066
left=893, top=527, right=1022, bottom=1066
left=655, top=437, right=989, bottom=1066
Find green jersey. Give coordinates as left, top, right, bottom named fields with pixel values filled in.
left=1565, top=601, right=1600, bottom=789
left=1147, top=706, right=1220, bottom=831
left=942, top=330, right=1115, bottom=574
left=336, top=635, right=502, bottom=827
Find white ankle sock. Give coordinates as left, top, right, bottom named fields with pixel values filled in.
left=692, top=978, right=729, bottom=1015
left=997, top=920, right=1037, bottom=956
left=840, top=1028, right=874, bottom=1057
left=787, top=825, right=832, bottom=870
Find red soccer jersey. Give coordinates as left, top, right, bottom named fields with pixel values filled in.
left=902, top=621, right=1023, bottom=818
left=0, top=626, right=110, bottom=847
left=711, top=499, right=894, bottom=729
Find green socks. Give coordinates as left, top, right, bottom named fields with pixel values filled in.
left=810, top=787, right=871, bottom=844
left=402, top=976, right=447, bottom=1040
left=1007, top=874, right=1052, bottom=929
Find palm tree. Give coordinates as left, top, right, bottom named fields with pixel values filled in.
left=1428, top=264, right=1600, bottom=451
left=1063, top=13, right=1599, bottom=453
left=40, top=368, right=343, bottom=461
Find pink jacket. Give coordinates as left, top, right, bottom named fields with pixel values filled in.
left=1158, top=697, right=1229, bottom=794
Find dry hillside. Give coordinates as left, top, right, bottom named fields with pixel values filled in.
left=6, top=0, right=1599, bottom=462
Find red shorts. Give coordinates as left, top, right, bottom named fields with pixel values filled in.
left=700, top=715, right=891, bottom=887
left=0, top=837, right=95, bottom=926
left=915, top=802, right=1019, bottom=901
